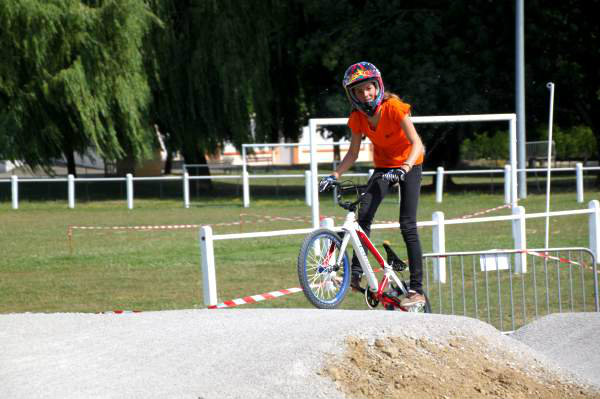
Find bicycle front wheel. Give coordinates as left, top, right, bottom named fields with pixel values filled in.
left=297, top=229, right=350, bottom=309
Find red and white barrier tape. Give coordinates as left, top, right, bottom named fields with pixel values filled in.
left=74, top=203, right=518, bottom=311
left=459, top=203, right=511, bottom=219
left=523, top=250, right=581, bottom=266
left=71, top=224, right=199, bottom=231
left=208, top=287, right=303, bottom=309
left=523, top=249, right=600, bottom=274
left=96, top=251, right=594, bottom=312
left=67, top=201, right=511, bottom=235
left=208, top=203, right=514, bottom=307
left=98, top=310, right=142, bottom=314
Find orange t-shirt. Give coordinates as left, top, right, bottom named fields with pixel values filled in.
left=347, top=98, right=424, bottom=168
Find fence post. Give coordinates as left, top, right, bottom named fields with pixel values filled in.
left=432, top=211, right=446, bottom=283
left=436, top=167, right=444, bottom=203
left=305, top=170, right=311, bottom=207
left=183, top=172, right=190, bottom=209
left=68, top=174, right=75, bottom=209
left=242, top=169, right=250, bottom=208
left=576, top=163, right=584, bottom=203
left=126, top=173, right=134, bottom=209
left=512, top=205, right=527, bottom=273
left=11, top=175, right=18, bottom=210
left=504, top=164, right=512, bottom=205
left=200, top=225, right=218, bottom=306
left=589, top=200, right=600, bottom=265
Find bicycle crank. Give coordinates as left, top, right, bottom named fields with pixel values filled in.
left=364, top=288, right=379, bottom=309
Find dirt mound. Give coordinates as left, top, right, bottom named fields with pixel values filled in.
left=322, top=335, right=599, bottom=399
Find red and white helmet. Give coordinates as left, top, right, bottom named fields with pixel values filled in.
left=342, top=62, right=385, bottom=116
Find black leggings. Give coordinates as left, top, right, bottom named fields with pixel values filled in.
left=351, top=165, right=424, bottom=293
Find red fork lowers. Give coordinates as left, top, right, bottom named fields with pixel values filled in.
left=322, top=242, right=336, bottom=267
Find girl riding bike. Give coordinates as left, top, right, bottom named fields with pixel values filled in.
left=319, top=61, right=426, bottom=307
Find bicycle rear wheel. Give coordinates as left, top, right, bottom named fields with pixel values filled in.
left=297, top=229, right=350, bottom=309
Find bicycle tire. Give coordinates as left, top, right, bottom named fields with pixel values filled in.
left=297, top=229, right=350, bottom=309
left=422, top=293, right=432, bottom=313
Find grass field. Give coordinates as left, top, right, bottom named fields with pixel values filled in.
left=1, top=180, right=598, bottom=329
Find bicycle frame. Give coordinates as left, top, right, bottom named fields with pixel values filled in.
left=335, top=209, right=410, bottom=305
left=297, top=175, right=429, bottom=311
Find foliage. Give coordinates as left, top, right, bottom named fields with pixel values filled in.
left=538, top=125, right=598, bottom=161
left=145, top=0, right=295, bottom=167
left=0, top=0, right=158, bottom=175
left=460, top=131, right=509, bottom=162
left=1, top=0, right=599, bottom=176
left=524, top=0, right=600, bottom=165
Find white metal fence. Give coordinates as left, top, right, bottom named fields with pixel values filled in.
left=1, top=163, right=597, bottom=209
left=198, top=200, right=600, bottom=308
left=422, top=247, right=598, bottom=331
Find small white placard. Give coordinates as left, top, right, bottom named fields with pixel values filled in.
left=480, top=253, right=510, bottom=272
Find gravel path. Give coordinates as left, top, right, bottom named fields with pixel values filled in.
left=1, top=309, right=599, bottom=399
left=512, top=312, right=600, bottom=389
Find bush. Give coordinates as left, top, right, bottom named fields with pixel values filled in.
left=462, top=125, right=598, bottom=164
left=539, top=125, right=597, bottom=161
left=461, top=130, right=509, bottom=161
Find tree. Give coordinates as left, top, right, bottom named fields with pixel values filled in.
left=296, top=1, right=515, bottom=175
left=525, top=0, right=600, bottom=182
left=145, top=0, right=279, bottom=183
left=0, top=0, right=157, bottom=176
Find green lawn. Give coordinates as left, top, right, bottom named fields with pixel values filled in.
left=1, top=185, right=598, bottom=330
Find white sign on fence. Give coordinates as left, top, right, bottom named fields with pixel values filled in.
left=480, top=253, right=510, bottom=272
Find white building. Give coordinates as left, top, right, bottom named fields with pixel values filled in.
left=212, top=125, right=373, bottom=166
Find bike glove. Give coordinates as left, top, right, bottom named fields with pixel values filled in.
left=319, top=175, right=337, bottom=192
left=382, top=168, right=407, bottom=183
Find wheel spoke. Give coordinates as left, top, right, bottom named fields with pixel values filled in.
left=299, top=231, right=349, bottom=308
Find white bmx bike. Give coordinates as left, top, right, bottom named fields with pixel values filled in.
left=297, top=175, right=431, bottom=312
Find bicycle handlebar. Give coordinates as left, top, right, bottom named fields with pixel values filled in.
left=330, top=172, right=385, bottom=211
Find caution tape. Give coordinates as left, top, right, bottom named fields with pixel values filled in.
left=66, top=201, right=512, bottom=236
left=523, top=250, right=581, bottom=266
left=459, top=203, right=511, bottom=219
left=98, top=310, right=142, bottom=314
left=208, top=287, right=303, bottom=309
left=521, top=249, right=599, bottom=274
left=71, top=224, right=199, bottom=231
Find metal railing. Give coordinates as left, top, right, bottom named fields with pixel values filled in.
left=2, top=164, right=598, bottom=209
left=422, top=247, right=599, bottom=332
left=199, top=204, right=600, bottom=308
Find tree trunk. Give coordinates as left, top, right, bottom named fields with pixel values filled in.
left=65, top=149, right=77, bottom=177
left=164, top=150, right=173, bottom=175
left=183, top=151, right=212, bottom=190
left=116, top=153, right=136, bottom=176
left=426, top=128, right=461, bottom=190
